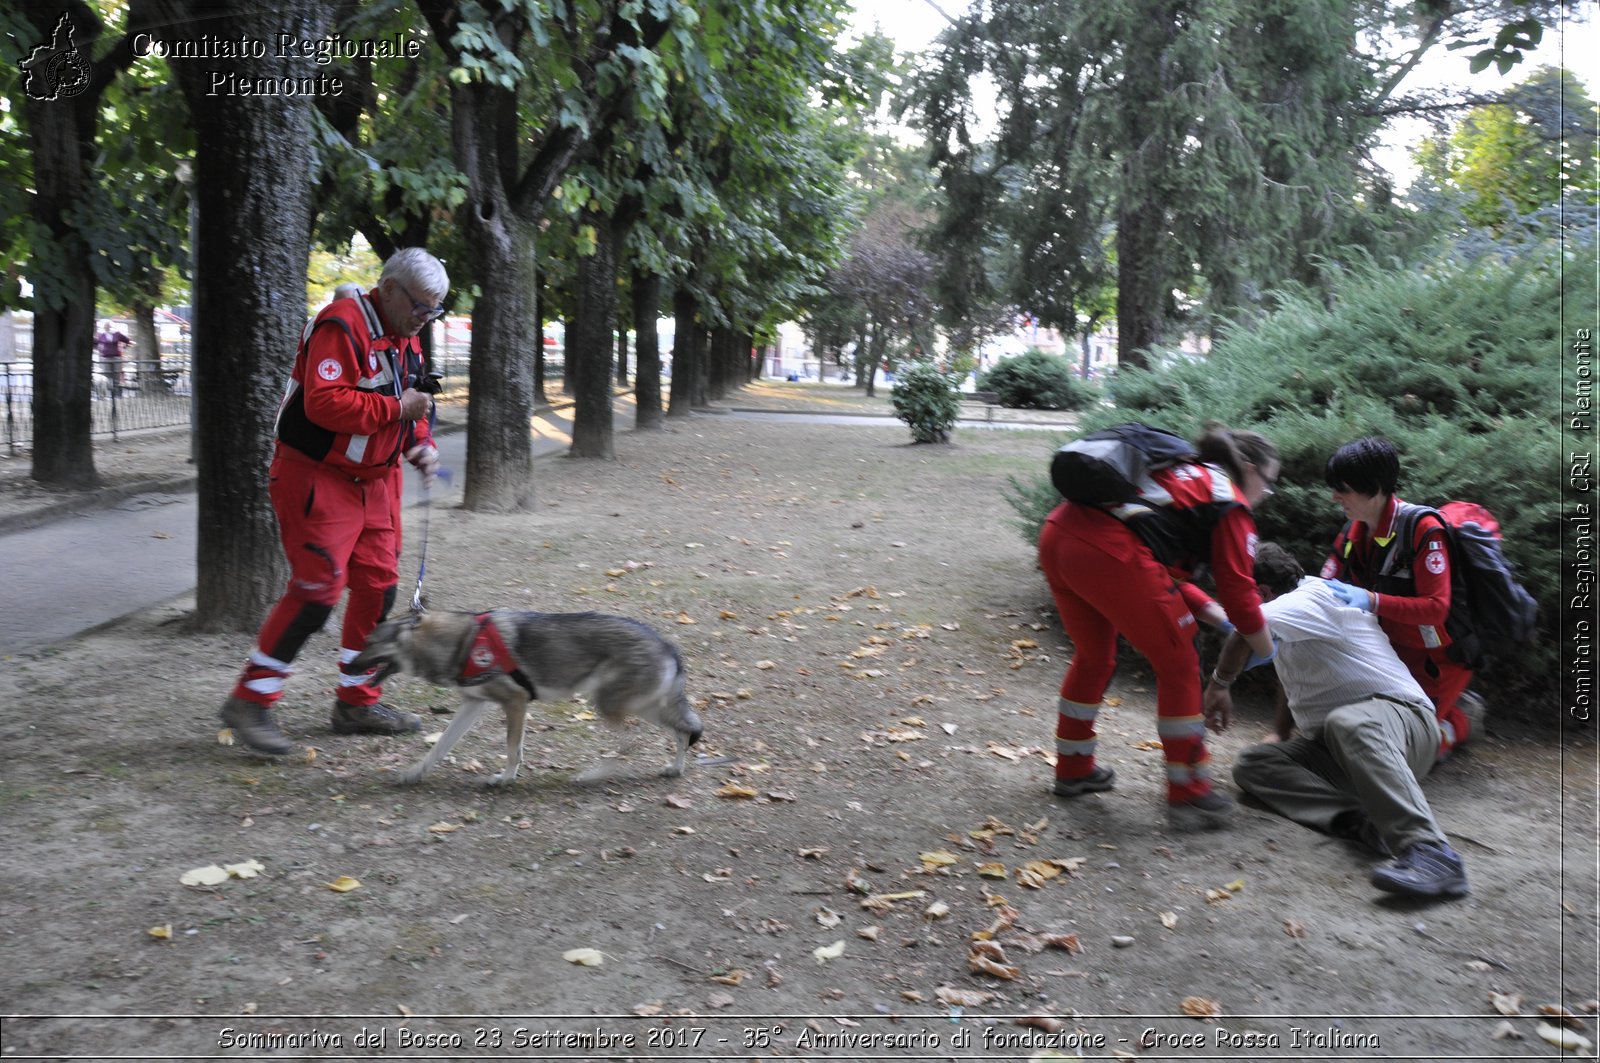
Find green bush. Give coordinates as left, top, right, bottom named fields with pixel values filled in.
left=1006, top=246, right=1590, bottom=716
left=891, top=363, right=962, bottom=443
left=979, top=348, right=1099, bottom=410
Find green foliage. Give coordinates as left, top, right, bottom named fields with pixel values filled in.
left=891, top=362, right=961, bottom=444
left=1006, top=246, right=1587, bottom=710
left=979, top=348, right=1098, bottom=411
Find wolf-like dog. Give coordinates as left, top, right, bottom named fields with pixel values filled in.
left=350, top=609, right=703, bottom=786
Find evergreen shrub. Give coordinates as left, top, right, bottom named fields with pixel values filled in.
left=1006, top=247, right=1590, bottom=714
left=979, top=348, right=1099, bottom=410
left=891, top=363, right=962, bottom=443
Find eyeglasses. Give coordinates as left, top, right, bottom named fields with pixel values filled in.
left=395, top=280, right=445, bottom=323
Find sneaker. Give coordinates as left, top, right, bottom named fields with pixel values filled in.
left=1370, top=840, right=1469, bottom=898
left=331, top=701, right=423, bottom=736
left=1053, top=766, right=1116, bottom=798
left=1167, top=790, right=1234, bottom=832
left=220, top=696, right=292, bottom=755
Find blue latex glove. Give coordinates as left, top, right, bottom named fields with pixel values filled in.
left=1325, top=578, right=1373, bottom=611
left=1244, top=639, right=1278, bottom=670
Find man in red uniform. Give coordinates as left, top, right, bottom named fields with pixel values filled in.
left=220, top=248, right=447, bottom=754
left=1319, top=437, right=1480, bottom=761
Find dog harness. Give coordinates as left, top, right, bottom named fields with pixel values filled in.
left=457, top=614, right=538, bottom=698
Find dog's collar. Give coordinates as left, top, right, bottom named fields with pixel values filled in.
left=459, top=613, right=538, bottom=699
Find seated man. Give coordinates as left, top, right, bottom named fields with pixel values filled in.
left=1203, top=543, right=1468, bottom=900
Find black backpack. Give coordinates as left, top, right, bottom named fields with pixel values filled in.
left=1051, top=423, right=1197, bottom=505
left=1354, top=500, right=1538, bottom=667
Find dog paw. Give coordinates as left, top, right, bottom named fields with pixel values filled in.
left=660, top=763, right=684, bottom=778
left=396, top=766, right=427, bottom=785
left=486, top=771, right=519, bottom=787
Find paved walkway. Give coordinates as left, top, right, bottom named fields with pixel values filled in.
left=0, top=392, right=1072, bottom=655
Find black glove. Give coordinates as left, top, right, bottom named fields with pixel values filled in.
left=417, top=372, right=444, bottom=396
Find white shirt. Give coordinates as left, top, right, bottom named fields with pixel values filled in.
left=1262, top=577, right=1432, bottom=734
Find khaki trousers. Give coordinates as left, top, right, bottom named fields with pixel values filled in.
left=1232, top=698, right=1445, bottom=853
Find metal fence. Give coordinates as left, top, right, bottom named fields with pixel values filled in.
left=2, top=355, right=194, bottom=451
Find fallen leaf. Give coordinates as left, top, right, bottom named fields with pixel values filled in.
left=1016, top=1015, right=1064, bottom=1033
left=397, top=1004, right=415, bottom=1017
left=223, top=859, right=265, bottom=879
left=798, top=847, right=829, bottom=860
left=675, top=612, right=697, bottom=625
left=1159, top=912, right=1178, bottom=929
left=925, top=900, right=951, bottom=920
left=919, top=850, right=959, bottom=868
left=1539, top=1004, right=1587, bottom=1030
left=671, top=825, right=696, bottom=835
left=562, top=948, right=605, bottom=967
left=633, top=1002, right=663, bottom=1017
left=816, top=907, right=842, bottom=929
left=976, top=863, right=1009, bottom=879
left=427, top=822, right=461, bottom=834
left=856, top=926, right=881, bottom=941
left=901, top=989, right=926, bottom=1003
left=1023, top=860, right=1062, bottom=881
left=324, top=876, right=361, bottom=893
left=179, top=866, right=230, bottom=887
left=1537, top=1023, right=1592, bottom=1052
left=969, top=954, right=1021, bottom=980
left=935, top=986, right=994, bottom=1007
left=1041, top=932, right=1082, bottom=954
left=665, top=795, right=692, bottom=808
left=1181, top=996, right=1221, bottom=1019
left=709, top=969, right=747, bottom=986
left=716, top=783, right=759, bottom=800
left=812, top=940, right=846, bottom=964
left=1490, top=991, right=1524, bottom=1016
left=1225, top=878, right=1245, bottom=892
left=1283, top=919, right=1306, bottom=938
left=755, top=660, right=776, bottom=670
left=1491, top=1021, right=1523, bottom=1040
left=147, top=925, right=172, bottom=941
left=570, top=709, right=597, bottom=721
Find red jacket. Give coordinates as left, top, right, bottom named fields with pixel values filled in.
left=274, top=292, right=433, bottom=478
left=1320, top=495, right=1454, bottom=652
left=1106, top=462, right=1266, bottom=637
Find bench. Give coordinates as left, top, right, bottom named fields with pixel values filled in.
left=964, top=390, right=1001, bottom=421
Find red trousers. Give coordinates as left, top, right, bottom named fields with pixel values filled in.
left=231, top=450, right=400, bottom=709
left=1395, top=644, right=1473, bottom=756
left=1039, top=503, right=1213, bottom=802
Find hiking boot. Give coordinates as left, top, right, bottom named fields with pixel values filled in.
left=331, top=701, right=423, bottom=736
left=220, top=696, right=292, bottom=755
left=1053, top=765, right=1116, bottom=799
left=1371, top=840, right=1469, bottom=898
left=1167, top=790, right=1235, bottom=832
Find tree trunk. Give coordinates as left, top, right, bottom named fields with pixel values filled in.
left=632, top=269, right=664, bottom=430
left=561, top=317, right=574, bottom=395
left=615, top=318, right=629, bottom=387
left=164, top=0, right=328, bottom=631
left=131, top=304, right=167, bottom=393
left=20, top=2, right=110, bottom=488
left=691, top=323, right=710, bottom=408
left=569, top=207, right=619, bottom=459
left=667, top=287, right=697, bottom=419
left=533, top=285, right=548, bottom=406
left=707, top=325, right=734, bottom=402
left=1115, top=194, right=1165, bottom=371
left=462, top=211, right=540, bottom=511
left=744, top=332, right=758, bottom=383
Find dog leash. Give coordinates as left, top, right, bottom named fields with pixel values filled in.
left=410, top=469, right=431, bottom=617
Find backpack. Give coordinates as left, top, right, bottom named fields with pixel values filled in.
left=1364, top=500, right=1538, bottom=666
left=1051, top=422, right=1197, bottom=505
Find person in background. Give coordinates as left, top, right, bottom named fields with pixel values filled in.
left=1320, top=437, right=1482, bottom=761
left=334, top=282, right=363, bottom=301
left=95, top=320, right=132, bottom=396
left=1038, top=422, right=1280, bottom=831
left=219, top=248, right=447, bottom=755
left=1209, top=542, right=1468, bottom=899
